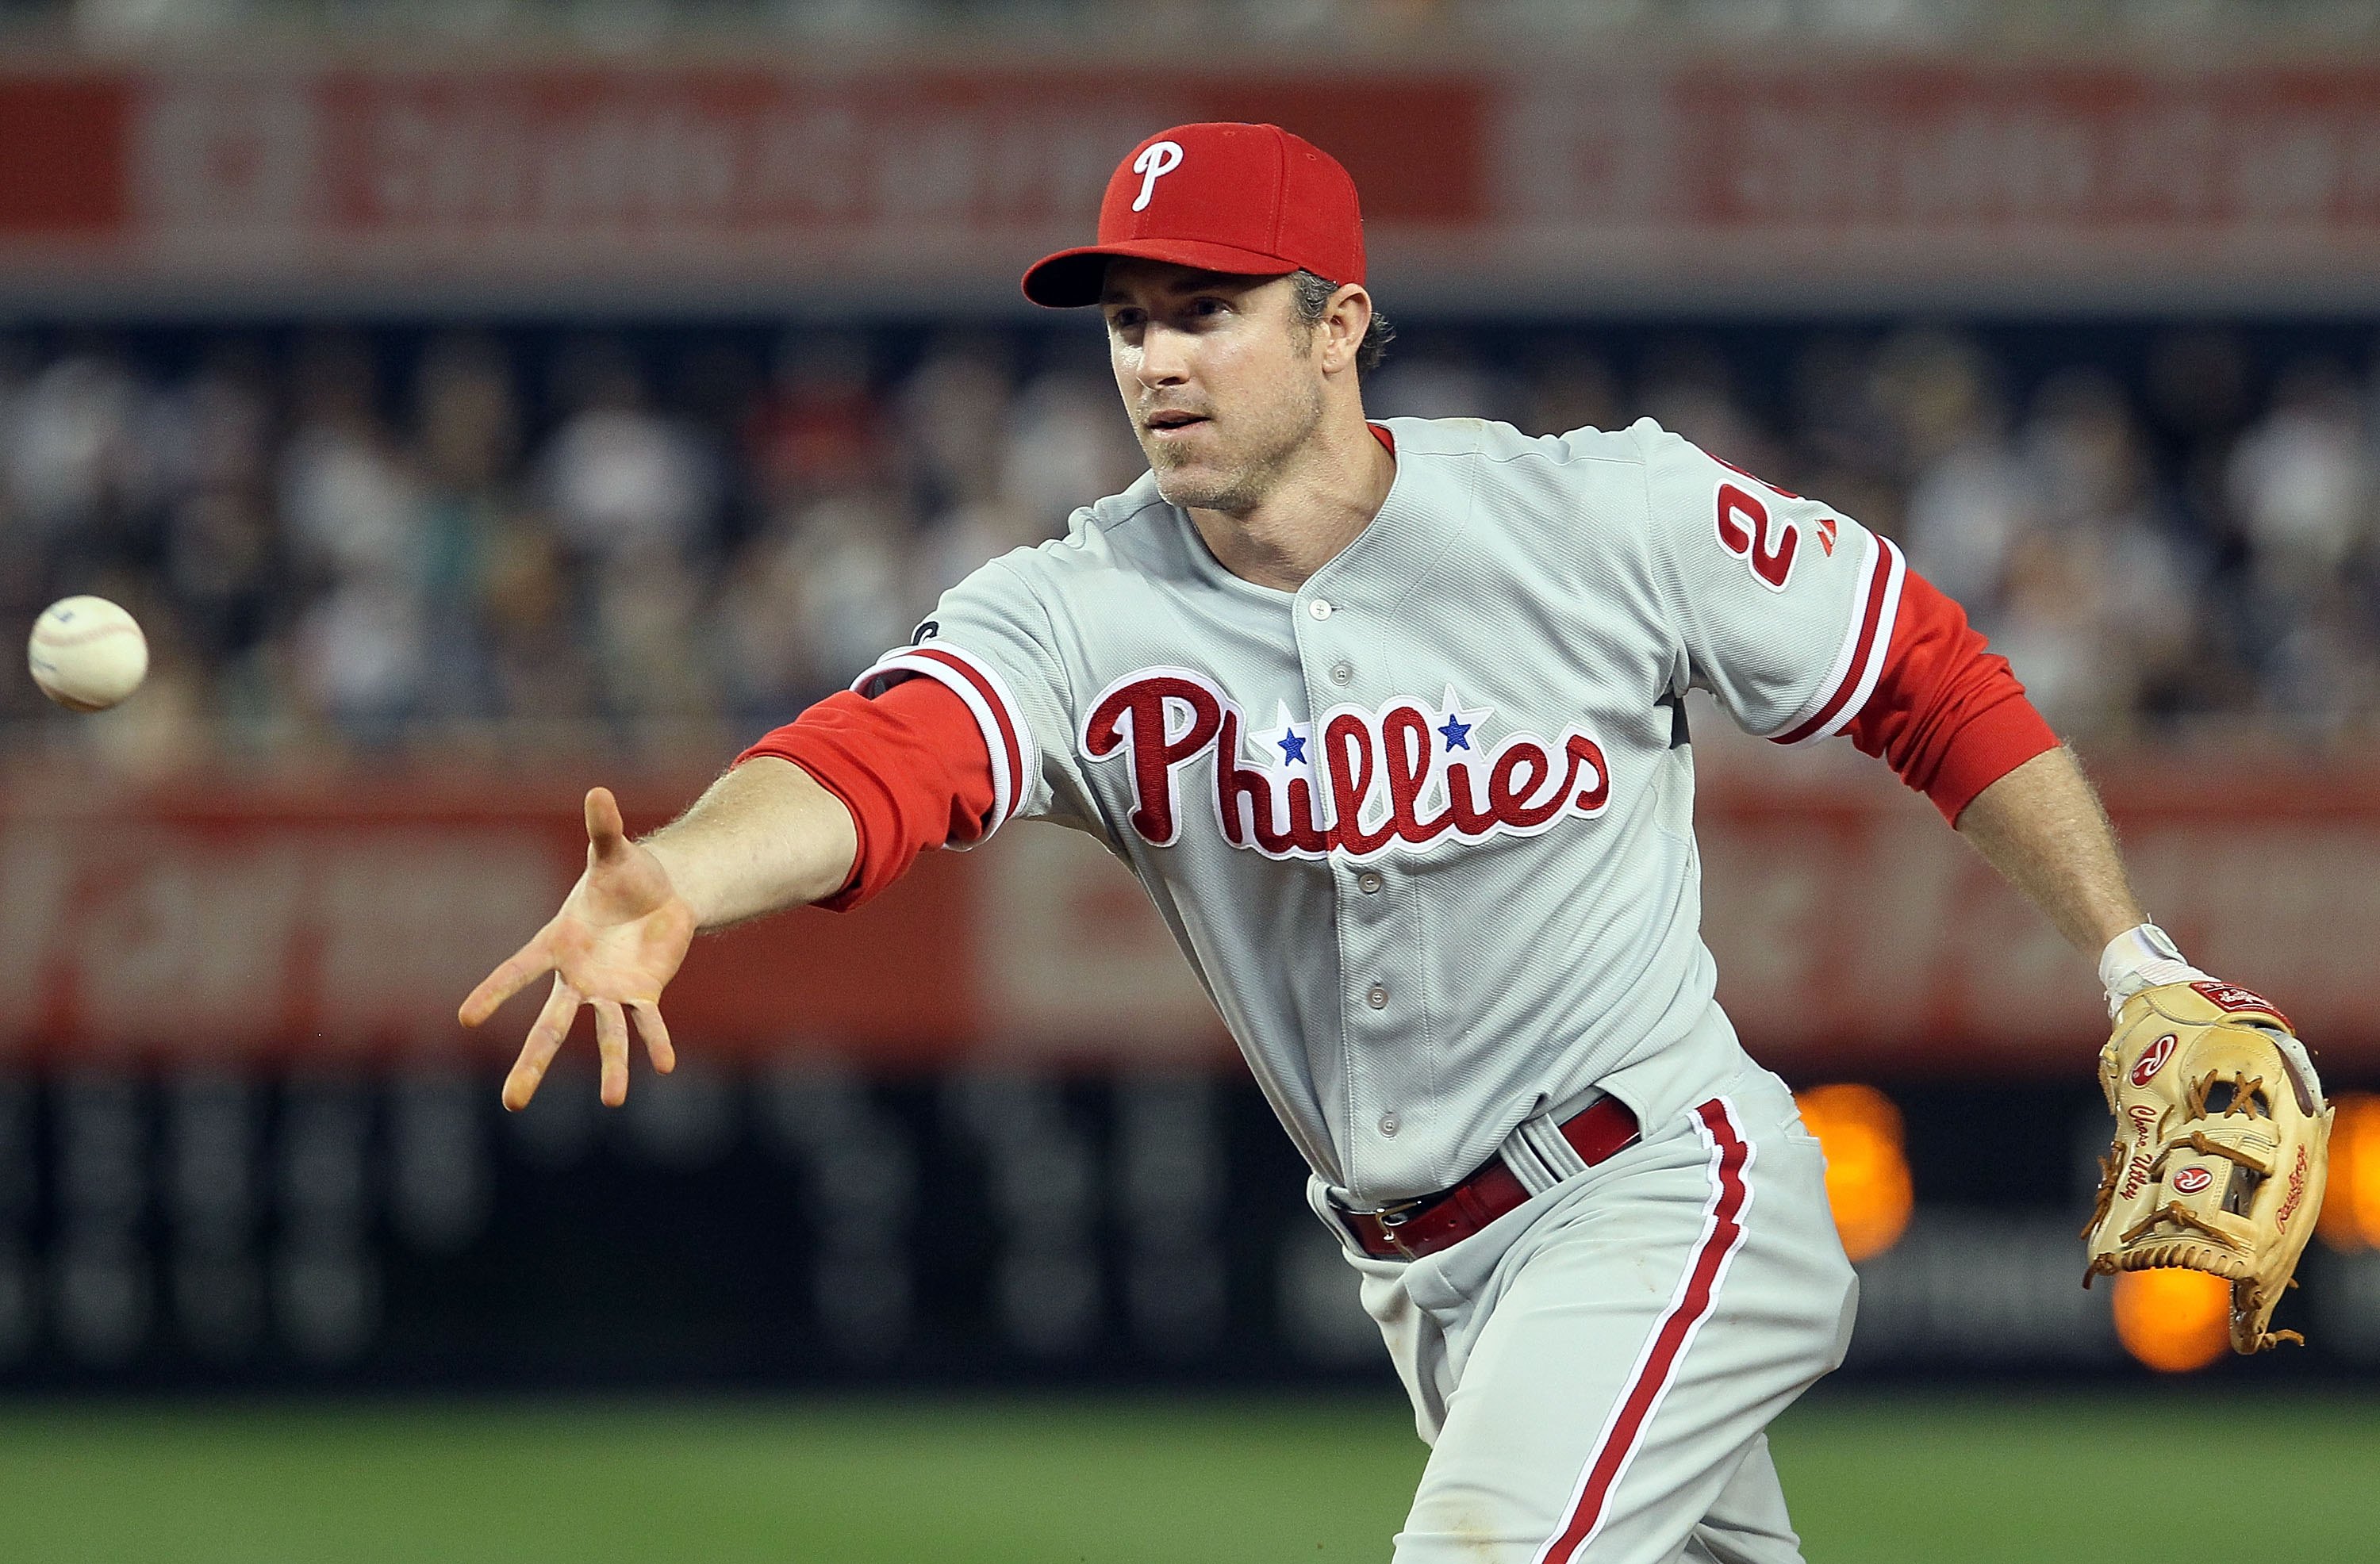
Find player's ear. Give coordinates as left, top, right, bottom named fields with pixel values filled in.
left=1319, top=285, right=1372, bottom=376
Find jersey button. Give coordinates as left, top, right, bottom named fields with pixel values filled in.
left=1307, top=599, right=1334, bottom=620
left=1366, top=984, right=1388, bottom=1010
left=1357, top=871, right=1384, bottom=895
left=1378, top=1112, right=1400, bottom=1138
left=1329, top=661, right=1353, bottom=686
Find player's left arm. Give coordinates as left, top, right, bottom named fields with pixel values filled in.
left=1624, top=424, right=2325, bottom=1336
left=1952, top=744, right=2146, bottom=958
left=1631, top=419, right=2056, bottom=818
left=1956, top=745, right=2245, bottom=1017
left=1627, top=420, right=2196, bottom=1006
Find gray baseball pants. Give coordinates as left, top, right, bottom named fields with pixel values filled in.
left=1340, top=1062, right=1859, bottom=1564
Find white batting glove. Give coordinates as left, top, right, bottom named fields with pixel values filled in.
left=2096, top=923, right=2320, bottom=1098
left=2097, top=922, right=2211, bottom=1019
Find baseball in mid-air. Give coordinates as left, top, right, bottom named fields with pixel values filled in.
left=28, top=595, right=149, bottom=712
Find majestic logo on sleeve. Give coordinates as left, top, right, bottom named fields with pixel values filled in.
left=1078, top=669, right=1611, bottom=861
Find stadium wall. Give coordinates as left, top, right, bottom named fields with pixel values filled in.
left=13, top=55, right=2380, bottom=312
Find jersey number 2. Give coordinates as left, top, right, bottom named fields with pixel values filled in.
left=1714, top=483, right=1798, bottom=592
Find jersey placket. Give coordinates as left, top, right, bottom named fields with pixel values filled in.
left=1295, top=583, right=1416, bottom=1199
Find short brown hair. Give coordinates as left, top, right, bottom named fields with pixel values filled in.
left=1290, top=270, right=1394, bottom=374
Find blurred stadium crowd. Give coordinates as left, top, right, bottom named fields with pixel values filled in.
left=4, top=320, right=2378, bottom=763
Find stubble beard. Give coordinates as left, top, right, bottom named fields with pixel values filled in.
left=1144, top=378, right=1325, bottom=517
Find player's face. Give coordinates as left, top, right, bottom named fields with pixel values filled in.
left=1100, top=261, right=1326, bottom=516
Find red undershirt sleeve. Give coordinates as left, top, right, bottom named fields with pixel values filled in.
left=733, top=677, right=999, bottom=911
left=1841, top=566, right=2059, bottom=825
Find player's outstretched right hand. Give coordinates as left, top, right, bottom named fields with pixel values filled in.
left=459, top=786, right=697, bottom=1111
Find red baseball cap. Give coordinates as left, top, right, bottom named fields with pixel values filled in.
left=1022, top=122, right=1365, bottom=309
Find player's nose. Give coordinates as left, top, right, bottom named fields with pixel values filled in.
left=1134, top=325, right=1194, bottom=389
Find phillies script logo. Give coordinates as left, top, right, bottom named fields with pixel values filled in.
left=2171, top=1165, right=2214, bottom=1195
left=2276, top=1145, right=2310, bottom=1231
left=2130, top=1034, right=2178, bottom=1087
left=1079, top=669, right=1610, bottom=860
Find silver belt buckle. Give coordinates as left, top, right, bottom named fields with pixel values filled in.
left=1368, top=1194, right=1430, bottom=1259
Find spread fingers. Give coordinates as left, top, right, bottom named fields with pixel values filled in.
left=459, top=933, right=552, bottom=1028
left=630, top=1000, right=676, bottom=1076
left=501, top=977, right=581, bottom=1112
left=593, top=999, right=631, bottom=1108
left=586, top=788, right=630, bottom=865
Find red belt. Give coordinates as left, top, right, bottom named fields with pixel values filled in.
left=1333, top=1096, right=1640, bottom=1261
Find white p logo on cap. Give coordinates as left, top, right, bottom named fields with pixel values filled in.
left=1130, top=140, right=1184, bottom=213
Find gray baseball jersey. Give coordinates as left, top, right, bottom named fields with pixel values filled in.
left=856, top=413, right=1905, bottom=1208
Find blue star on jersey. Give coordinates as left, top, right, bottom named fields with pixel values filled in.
left=1245, top=692, right=1495, bottom=773
left=1259, top=701, right=1312, bottom=771
left=1437, top=687, right=1495, bottom=755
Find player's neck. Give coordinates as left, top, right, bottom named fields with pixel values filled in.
left=1186, top=411, right=1396, bottom=594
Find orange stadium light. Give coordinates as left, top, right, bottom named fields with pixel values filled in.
left=2112, top=1268, right=2230, bottom=1374
left=2317, top=1091, right=2380, bottom=1252
left=1791, top=1083, right=1914, bottom=1263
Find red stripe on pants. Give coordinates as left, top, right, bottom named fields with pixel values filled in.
left=1538, top=1098, right=1753, bottom=1562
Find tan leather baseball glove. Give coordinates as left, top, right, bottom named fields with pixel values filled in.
left=2083, top=979, right=2332, bottom=1353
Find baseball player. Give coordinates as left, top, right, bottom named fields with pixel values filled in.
left=462, top=124, right=2288, bottom=1562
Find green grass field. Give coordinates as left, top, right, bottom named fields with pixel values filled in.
left=0, top=1390, right=2370, bottom=1562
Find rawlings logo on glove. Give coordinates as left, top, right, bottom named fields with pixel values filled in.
left=2129, top=1034, right=2176, bottom=1087
left=2083, top=980, right=2332, bottom=1353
